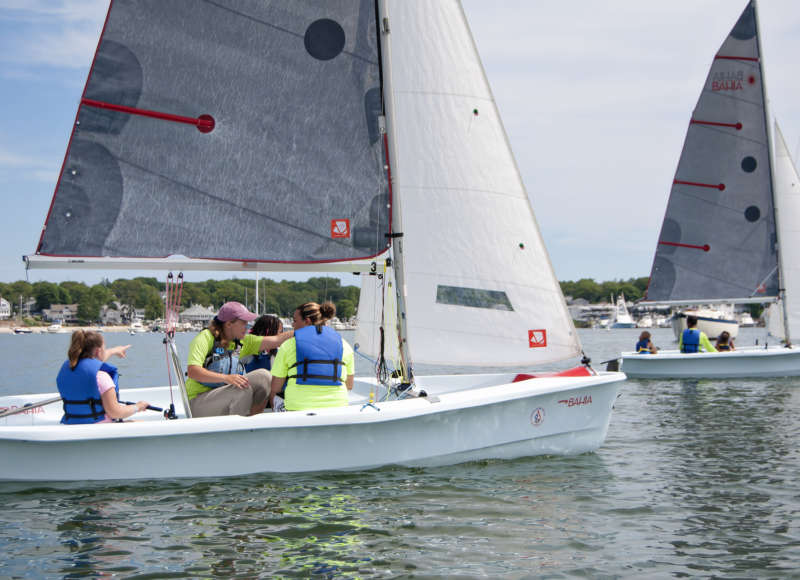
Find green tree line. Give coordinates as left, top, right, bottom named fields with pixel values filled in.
left=0, top=276, right=361, bottom=325
left=559, top=277, right=650, bottom=303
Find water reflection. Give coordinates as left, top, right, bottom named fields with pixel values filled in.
left=657, top=379, right=800, bottom=575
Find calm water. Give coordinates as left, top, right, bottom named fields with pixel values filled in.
left=1, top=328, right=799, bottom=578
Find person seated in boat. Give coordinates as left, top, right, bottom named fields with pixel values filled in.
left=679, top=315, right=717, bottom=353
left=715, top=331, right=735, bottom=351
left=239, top=314, right=283, bottom=374
left=186, top=302, right=293, bottom=417
left=269, top=301, right=355, bottom=412
left=56, top=330, right=150, bottom=424
left=635, top=331, right=658, bottom=354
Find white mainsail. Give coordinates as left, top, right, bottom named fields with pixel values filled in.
left=771, top=122, right=800, bottom=341
left=362, top=0, right=580, bottom=367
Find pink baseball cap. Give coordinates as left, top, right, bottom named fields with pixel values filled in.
left=216, top=301, right=258, bottom=322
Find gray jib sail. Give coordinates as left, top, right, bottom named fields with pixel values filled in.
left=35, top=0, right=389, bottom=264
left=646, top=0, right=778, bottom=302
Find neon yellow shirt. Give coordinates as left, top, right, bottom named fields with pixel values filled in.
left=272, top=334, right=354, bottom=411
left=185, top=330, right=265, bottom=399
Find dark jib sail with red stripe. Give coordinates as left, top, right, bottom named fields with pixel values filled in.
left=646, top=0, right=779, bottom=303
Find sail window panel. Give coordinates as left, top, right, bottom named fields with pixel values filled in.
left=436, top=286, right=513, bottom=311
left=37, top=0, right=389, bottom=265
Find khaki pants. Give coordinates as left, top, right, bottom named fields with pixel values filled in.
left=189, top=369, right=270, bottom=417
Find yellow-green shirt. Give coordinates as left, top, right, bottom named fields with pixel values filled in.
left=272, top=334, right=354, bottom=411
left=185, top=330, right=265, bottom=399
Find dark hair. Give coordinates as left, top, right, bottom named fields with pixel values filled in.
left=252, top=314, right=282, bottom=337
left=717, top=331, right=730, bottom=343
left=686, top=315, right=698, bottom=327
left=638, top=331, right=651, bottom=341
left=67, top=330, right=104, bottom=370
left=296, top=301, right=336, bottom=333
left=251, top=315, right=283, bottom=355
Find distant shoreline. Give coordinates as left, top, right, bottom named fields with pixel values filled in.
left=0, top=325, right=141, bottom=335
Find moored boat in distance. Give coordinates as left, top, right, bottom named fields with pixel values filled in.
left=670, top=307, right=739, bottom=341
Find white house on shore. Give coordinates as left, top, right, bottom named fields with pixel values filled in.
left=0, top=297, right=10, bottom=319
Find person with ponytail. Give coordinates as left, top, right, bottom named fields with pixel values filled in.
left=269, top=301, right=355, bottom=411
left=185, top=301, right=293, bottom=417
left=56, top=330, right=149, bottom=424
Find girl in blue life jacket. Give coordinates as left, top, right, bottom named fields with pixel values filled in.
left=269, top=301, right=355, bottom=412
left=715, top=330, right=735, bottom=351
left=239, top=314, right=283, bottom=374
left=185, top=302, right=293, bottom=417
left=635, top=331, right=657, bottom=354
left=56, top=330, right=150, bottom=424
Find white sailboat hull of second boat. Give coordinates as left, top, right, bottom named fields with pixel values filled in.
left=620, top=346, right=800, bottom=379
left=671, top=312, right=739, bottom=341
left=0, top=372, right=623, bottom=481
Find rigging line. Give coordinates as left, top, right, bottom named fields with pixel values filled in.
left=113, top=157, right=358, bottom=249
left=201, top=0, right=378, bottom=66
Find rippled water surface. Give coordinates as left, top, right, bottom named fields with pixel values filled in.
left=1, top=328, right=800, bottom=578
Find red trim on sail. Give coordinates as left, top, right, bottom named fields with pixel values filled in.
left=714, top=55, right=759, bottom=62
left=690, top=119, right=742, bottom=130
left=81, top=99, right=215, bottom=133
left=674, top=179, right=725, bottom=191
left=35, top=0, right=116, bottom=254
left=658, top=241, right=710, bottom=252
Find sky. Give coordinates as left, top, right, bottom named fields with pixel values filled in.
left=0, top=0, right=798, bottom=288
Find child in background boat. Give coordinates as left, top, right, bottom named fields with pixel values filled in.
left=269, top=301, right=355, bottom=411
left=56, top=330, right=150, bottom=424
left=635, top=331, right=658, bottom=354
left=185, top=302, right=293, bottom=417
left=239, top=314, right=283, bottom=373
left=715, top=331, right=735, bottom=351
left=679, top=315, right=717, bottom=353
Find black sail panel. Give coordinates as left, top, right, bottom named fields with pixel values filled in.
left=37, top=0, right=389, bottom=264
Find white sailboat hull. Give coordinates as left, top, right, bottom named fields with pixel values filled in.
left=0, top=372, right=624, bottom=481
left=671, top=313, right=739, bottom=341
left=620, top=346, right=800, bottom=379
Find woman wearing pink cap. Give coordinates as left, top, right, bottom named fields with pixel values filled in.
left=185, top=301, right=293, bottom=417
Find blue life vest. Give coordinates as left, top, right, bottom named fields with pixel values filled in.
left=241, top=353, right=272, bottom=373
left=201, top=338, right=243, bottom=388
left=717, top=343, right=732, bottom=351
left=681, top=328, right=700, bottom=353
left=635, top=339, right=653, bottom=354
left=56, top=358, right=119, bottom=424
left=288, top=325, right=344, bottom=386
